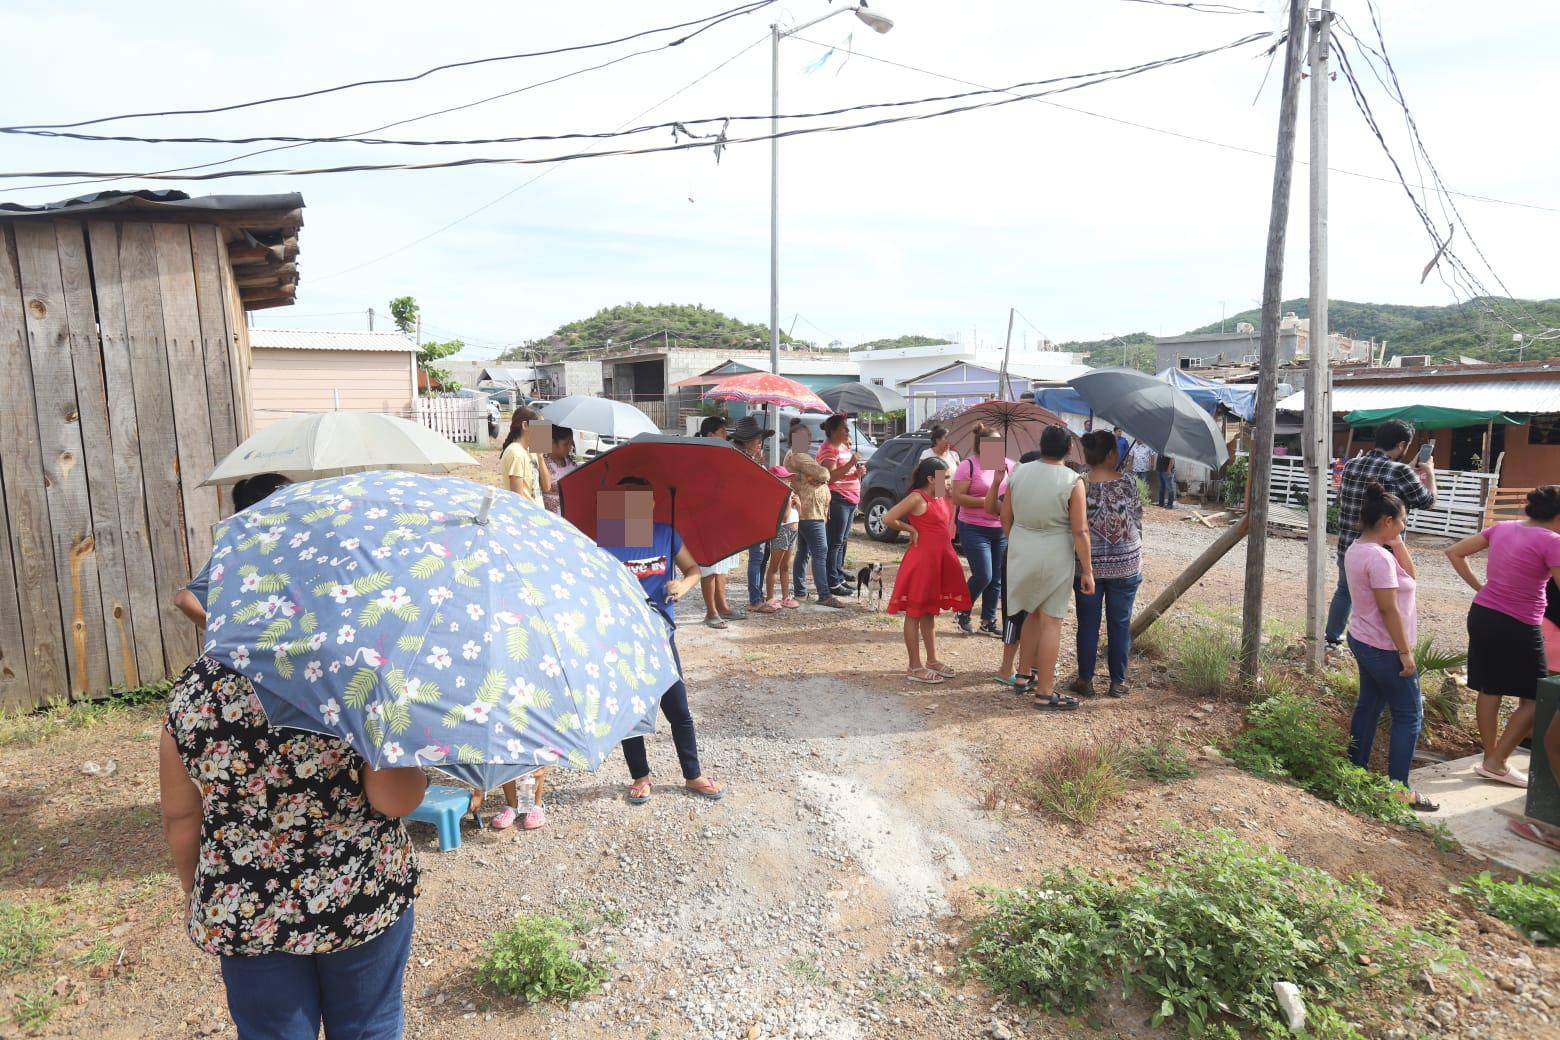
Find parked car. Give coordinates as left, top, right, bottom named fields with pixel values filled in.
left=445, top=387, right=501, bottom=438
left=859, top=431, right=934, bottom=542
left=481, top=386, right=527, bottom=411
left=750, top=409, right=878, bottom=460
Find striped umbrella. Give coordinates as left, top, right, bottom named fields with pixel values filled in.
left=703, top=372, right=830, bottom=414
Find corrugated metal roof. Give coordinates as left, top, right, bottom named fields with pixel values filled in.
left=0, top=189, right=303, bottom=218
left=479, top=366, right=536, bottom=382
left=1277, top=378, right=1560, bottom=414
left=249, top=328, right=419, bottom=353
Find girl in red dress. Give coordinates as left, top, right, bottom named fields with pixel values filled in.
left=885, top=458, right=973, bottom=684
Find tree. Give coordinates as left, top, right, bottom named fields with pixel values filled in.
left=389, top=296, right=419, bottom=337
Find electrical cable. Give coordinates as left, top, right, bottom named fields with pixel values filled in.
left=1118, top=0, right=1270, bottom=14
left=0, top=31, right=1282, bottom=182
left=1, top=0, right=778, bottom=132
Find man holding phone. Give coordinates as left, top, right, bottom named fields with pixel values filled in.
left=1325, top=419, right=1437, bottom=651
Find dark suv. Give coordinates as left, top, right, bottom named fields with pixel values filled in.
left=859, top=431, right=933, bottom=542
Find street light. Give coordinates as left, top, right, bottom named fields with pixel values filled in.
left=768, top=3, right=895, bottom=463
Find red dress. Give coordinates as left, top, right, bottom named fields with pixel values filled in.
left=888, top=491, right=973, bottom=618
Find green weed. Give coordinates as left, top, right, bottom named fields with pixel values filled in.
left=965, top=829, right=1466, bottom=1039
left=1228, top=692, right=1417, bottom=825
left=11, top=990, right=60, bottom=1029
left=1028, top=746, right=1126, bottom=826
left=1169, top=624, right=1238, bottom=699
left=1119, top=739, right=1195, bottom=782
left=69, top=940, right=120, bottom=967
left=475, top=915, right=606, bottom=1003
left=0, top=678, right=171, bottom=749
left=1452, top=867, right=1560, bottom=945
left=786, top=956, right=829, bottom=986
left=0, top=901, right=55, bottom=976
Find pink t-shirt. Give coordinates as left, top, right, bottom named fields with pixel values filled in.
left=952, top=456, right=1015, bottom=528
left=1473, top=522, right=1560, bottom=626
left=816, top=441, right=861, bottom=504
left=1345, top=541, right=1416, bottom=652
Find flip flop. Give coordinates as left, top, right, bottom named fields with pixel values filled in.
left=1507, top=819, right=1560, bottom=851
left=907, top=669, right=945, bottom=685
left=685, top=777, right=725, bottom=801
left=1406, top=791, right=1439, bottom=813
left=626, top=779, right=652, bottom=805
left=1473, top=764, right=1528, bottom=788
left=928, top=662, right=957, bottom=678
left=992, top=674, right=1023, bottom=687
left=703, top=617, right=728, bottom=630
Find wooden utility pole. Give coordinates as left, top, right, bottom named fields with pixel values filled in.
left=1304, top=0, right=1334, bottom=671
left=1240, top=0, right=1309, bottom=680
left=997, top=307, right=1016, bottom=401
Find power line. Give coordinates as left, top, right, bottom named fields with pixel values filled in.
left=0, top=31, right=1282, bottom=183
left=2, top=0, right=778, bottom=132
left=791, top=34, right=1560, bottom=216
left=1118, top=0, right=1269, bottom=13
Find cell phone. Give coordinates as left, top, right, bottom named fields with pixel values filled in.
left=1415, top=441, right=1434, bottom=465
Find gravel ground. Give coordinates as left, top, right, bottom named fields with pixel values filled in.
left=2, top=474, right=1553, bottom=1040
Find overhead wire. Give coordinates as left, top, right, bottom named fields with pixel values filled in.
left=0, top=30, right=1284, bottom=183
left=1, top=0, right=778, bottom=132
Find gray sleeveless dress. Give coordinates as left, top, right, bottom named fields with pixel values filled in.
left=1005, top=461, right=1081, bottom=618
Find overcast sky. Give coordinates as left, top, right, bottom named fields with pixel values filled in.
left=5, top=1, right=1557, bottom=359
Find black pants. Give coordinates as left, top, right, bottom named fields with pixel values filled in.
left=622, top=637, right=701, bottom=780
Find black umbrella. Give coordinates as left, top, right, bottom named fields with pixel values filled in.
left=818, top=381, right=907, bottom=414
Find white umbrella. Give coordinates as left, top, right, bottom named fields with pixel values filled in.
left=540, top=395, right=661, bottom=437
left=203, top=411, right=476, bottom=485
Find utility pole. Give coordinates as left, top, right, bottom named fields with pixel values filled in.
left=415, top=313, right=422, bottom=346
left=367, top=307, right=375, bottom=331
left=1303, top=0, right=1334, bottom=672
left=1240, top=0, right=1309, bottom=681
left=997, top=307, right=1015, bottom=401
left=767, top=21, right=782, bottom=464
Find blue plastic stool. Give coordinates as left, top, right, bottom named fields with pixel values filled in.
left=405, top=785, right=474, bottom=852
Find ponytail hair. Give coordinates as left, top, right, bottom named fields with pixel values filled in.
left=1080, top=430, right=1115, bottom=467
left=1525, top=484, right=1560, bottom=522
left=910, top=457, right=947, bottom=492
left=970, top=422, right=992, bottom=451
left=502, top=406, right=541, bottom=453
left=1360, top=480, right=1405, bottom=530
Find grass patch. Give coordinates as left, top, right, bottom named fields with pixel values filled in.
left=1453, top=867, right=1559, bottom=944
left=0, top=678, right=171, bottom=749
left=69, top=940, right=120, bottom=967
left=1119, top=738, right=1195, bottom=782
left=964, top=828, right=1466, bottom=1039
left=475, top=915, right=606, bottom=1004
left=1168, top=623, right=1239, bottom=700
left=11, top=990, right=60, bottom=1030
left=1228, top=692, right=1417, bottom=825
left=0, top=901, right=55, bottom=976
left=1028, top=746, right=1126, bottom=825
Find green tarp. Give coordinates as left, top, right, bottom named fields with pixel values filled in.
left=1343, top=405, right=1522, bottom=429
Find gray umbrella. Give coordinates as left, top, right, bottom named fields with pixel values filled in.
left=1067, top=368, right=1230, bottom=469
left=818, top=381, right=907, bottom=414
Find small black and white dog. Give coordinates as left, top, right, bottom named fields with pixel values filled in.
left=854, top=562, right=885, bottom=603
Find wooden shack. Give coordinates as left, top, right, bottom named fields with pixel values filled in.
left=0, top=190, right=302, bottom=710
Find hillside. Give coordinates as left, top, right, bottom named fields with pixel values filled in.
left=853, top=334, right=948, bottom=352
left=500, top=303, right=799, bottom=361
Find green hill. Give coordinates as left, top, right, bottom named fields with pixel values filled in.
left=1064, top=297, right=1560, bottom=369
left=853, top=334, right=949, bottom=352
left=500, top=303, right=799, bottom=361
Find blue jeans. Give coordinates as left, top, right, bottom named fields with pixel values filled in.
left=1325, top=552, right=1351, bottom=644
left=957, top=521, right=1006, bottom=624
left=1156, top=470, right=1176, bottom=508
left=1074, top=573, right=1141, bottom=684
left=623, top=637, right=700, bottom=780
left=1346, top=635, right=1422, bottom=784
left=219, top=907, right=414, bottom=1040
left=792, top=519, right=831, bottom=600
left=825, top=494, right=857, bottom=591
left=746, top=541, right=769, bottom=606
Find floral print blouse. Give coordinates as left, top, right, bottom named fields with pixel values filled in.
left=1084, top=475, right=1144, bottom=581
left=165, top=655, right=420, bottom=957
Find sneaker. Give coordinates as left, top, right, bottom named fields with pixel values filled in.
left=818, top=596, right=848, bottom=609
left=955, top=612, right=974, bottom=635
left=830, top=584, right=854, bottom=599
left=978, top=619, right=1001, bottom=638
left=1069, top=675, right=1096, bottom=698
left=489, top=807, right=518, bottom=830
left=1106, top=682, right=1129, bottom=699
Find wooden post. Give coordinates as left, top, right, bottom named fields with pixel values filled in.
left=1132, top=515, right=1251, bottom=640
left=1304, top=0, right=1334, bottom=672
left=1240, top=0, right=1308, bottom=681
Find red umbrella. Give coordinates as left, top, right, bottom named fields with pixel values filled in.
left=942, top=400, right=1083, bottom=465
left=557, top=435, right=789, bottom=566
left=703, top=372, right=830, bottom=413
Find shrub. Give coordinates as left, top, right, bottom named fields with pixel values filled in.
left=1134, top=476, right=1153, bottom=508
left=1028, top=746, right=1126, bottom=825
left=1453, top=867, right=1560, bottom=944
left=1221, top=456, right=1248, bottom=508
left=1119, top=738, right=1195, bottom=782
left=0, top=901, right=54, bottom=976
left=965, top=829, right=1464, bottom=1039
left=475, top=915, right=607, bottom=1003
left=1228, top=693, right=1416, bottom=825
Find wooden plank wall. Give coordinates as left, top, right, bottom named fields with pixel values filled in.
left=0, top=218, right=249, bottom=708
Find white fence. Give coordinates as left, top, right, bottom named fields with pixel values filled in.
left=415, top=397, right=484, bottom=444
left=1263, top=455, right=1497, bottom=539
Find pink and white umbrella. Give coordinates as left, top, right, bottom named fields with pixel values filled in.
left=703, top=372, right=830, bottom=414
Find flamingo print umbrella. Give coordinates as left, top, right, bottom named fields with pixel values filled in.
left=703, top=372, right=830, bottom=413
left=196, top=471, right=681, bottom=790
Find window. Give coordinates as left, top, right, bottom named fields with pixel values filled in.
left=1529, top=414, right=1560, bottom=446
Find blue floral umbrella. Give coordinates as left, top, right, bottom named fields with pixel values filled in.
left=198, top=471, right=679, bottom=789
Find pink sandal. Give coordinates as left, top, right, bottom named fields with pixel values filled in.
left=781, top=597, right=800, bottom=609
left=489, top=807, right=518, bottom=830
left=522, top=807, right=547, bottom=830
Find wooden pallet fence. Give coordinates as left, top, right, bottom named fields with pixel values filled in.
left=415, top=396, right=484, bottom=443
left=1263, top=454, right=1495, bottom=539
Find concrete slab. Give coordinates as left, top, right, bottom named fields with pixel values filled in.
left=1409, top=751, right=1560, bottom=876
